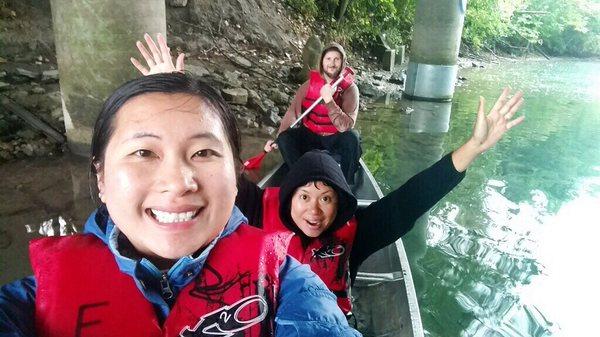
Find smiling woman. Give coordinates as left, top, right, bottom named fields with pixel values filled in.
left=94, top=92, right=238, bottom=268
left=0, top=73, right=361, bottom=337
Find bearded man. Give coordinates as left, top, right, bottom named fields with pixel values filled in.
left=264, top=43, right=361, bottom=183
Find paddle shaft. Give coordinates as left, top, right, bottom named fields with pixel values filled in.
left=289, top=74, right=346, bottom=129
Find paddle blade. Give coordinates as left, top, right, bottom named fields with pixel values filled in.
left=339, top=67, right=355, bottom=87
left=243, top=152, right=267, bottom=170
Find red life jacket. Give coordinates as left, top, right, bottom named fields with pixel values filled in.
left=261, top=187, right=357, bottom=314
left=301, top=70, right=354, bottom=135
left=30, top=224, right=287, bottom=337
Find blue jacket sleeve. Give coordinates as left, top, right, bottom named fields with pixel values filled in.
left=0, top=276, right=37, bottom=337
left=275, top=257, right=361, bottom=337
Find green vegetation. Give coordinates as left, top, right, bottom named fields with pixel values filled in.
left=464, top=0, right=600, bottom=57
left=285, top=0, right=415, bottom=51
left=285, top=0, right=600, bottom=57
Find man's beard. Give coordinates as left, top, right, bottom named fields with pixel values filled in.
left=324, top=68, right=341, bottom=80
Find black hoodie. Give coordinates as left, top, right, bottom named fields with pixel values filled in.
left=278, top=150, right=358, bottom=237
left=235, top=151, right=465, bottom=282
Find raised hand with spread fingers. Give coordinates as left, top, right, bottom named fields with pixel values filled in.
left=130, top=33, right=185, bottom=75
left=452, top=88, right=525, bottom=172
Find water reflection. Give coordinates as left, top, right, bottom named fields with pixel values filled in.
left=25, top=216, right=78, bottom=236
left=407, top=101, right=452, bottom=134
left=0, top=155, right=94, bottom=284
left=359, top=59, right=600, bottom=337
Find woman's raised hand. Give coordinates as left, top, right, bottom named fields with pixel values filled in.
left=471, top=87, right=525, bottom=153
left=452, top=88, right=525, bottom=172
left=130, top=33, right=185, bottom=76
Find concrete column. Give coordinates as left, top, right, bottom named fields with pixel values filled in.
left=404, top=0, right=467, bottom=102
left=50, top=0, right=166, bottom=156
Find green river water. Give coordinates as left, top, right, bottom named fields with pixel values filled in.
left=357, top=58, right=600, bottom=337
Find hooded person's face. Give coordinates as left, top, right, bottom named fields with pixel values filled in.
left=321, top=50, right=343, bottom=81
left=290, top=181, right=339, bottom=237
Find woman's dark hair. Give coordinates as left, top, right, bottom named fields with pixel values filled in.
left=89, top=73, right=241, bottom=200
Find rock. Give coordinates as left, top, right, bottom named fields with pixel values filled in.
left=233, top=56, right=252, bottom=68
left=223, top=70, right=242, bottom=87
left=21, top=144, right=35, bottom=157
left=0, top=82, right=10, bottom=91
left=0, top=142, right=13, bottom=152
left=51, top=108, right=64, bottom=120
left=358, top=82, right=381, bottom=97
left=45, top=90, right=62, bottom=106
left=263, top=98, right=276, bottom=110
left=221, top=88, right=248, bottom=105
left=288, top=66, right=304, bottom=84
left=33, top=142, right=51, bottom=156
left=17, top=129, right=38, bottom=140
left=263, top=109, right=281, bottom=127
left=11, top=90, right=29, bottom=103
left=279, top=66, right=290, bottom=79
left=0, top=120, right=10, bottom=137
left=16, top=68, right=39, bottom=79
left=0, top=150, right=11, bottom=161
left=41, top=69, right=59, bottom=82
left=235, top=115, right=255, bottom=128
left=265, top=126, right=276, bottom=135
left=0, top=71, right=6, bottom=78
left=186, top=64, right=210, bottom=77
left=247, top=89, right=260, bottom=103
left=249, top=100, right=268, bottom=115
left=19, top=94, right=40, bottom=110
left=458, top=76, right=467, bottom=81
left=373, top=73, right=385, bottom=81
left=388, top=72, right=404, bottom=85
left=268, top=88, right=289, bottom=106
left=168, top=0, right=188, bottom=7
left=247, top=90, right=268, bottom=114
left=30, top=86, right=46, bottom=94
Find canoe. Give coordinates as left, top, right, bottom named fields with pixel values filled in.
left=258, top=159, right=425, bottom=337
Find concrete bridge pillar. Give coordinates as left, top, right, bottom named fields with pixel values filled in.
left=50, top=0, right=166, bottom=156
left=404, top=0, right=467, bottom=102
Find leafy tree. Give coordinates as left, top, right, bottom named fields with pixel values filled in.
left=285, top=0, right=415, bottom=51
left=286, top=0, right=599, bottom=57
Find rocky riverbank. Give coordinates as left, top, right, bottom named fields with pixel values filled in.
left=0, top=0, right=491, bottom=163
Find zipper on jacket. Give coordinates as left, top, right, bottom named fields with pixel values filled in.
left=160, top=272, right=174, bottom=300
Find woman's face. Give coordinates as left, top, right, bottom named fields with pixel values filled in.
left=96, top=92, right=238, bottom=264
left=290, top=181, right=338, bottom=238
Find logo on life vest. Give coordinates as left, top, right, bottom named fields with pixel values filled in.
left=179, top=295, right=268, bottom=337
left=311, top=244, right=345, bottom=259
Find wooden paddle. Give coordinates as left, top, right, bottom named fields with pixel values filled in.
left=243, top=67, right=356, bottom=170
